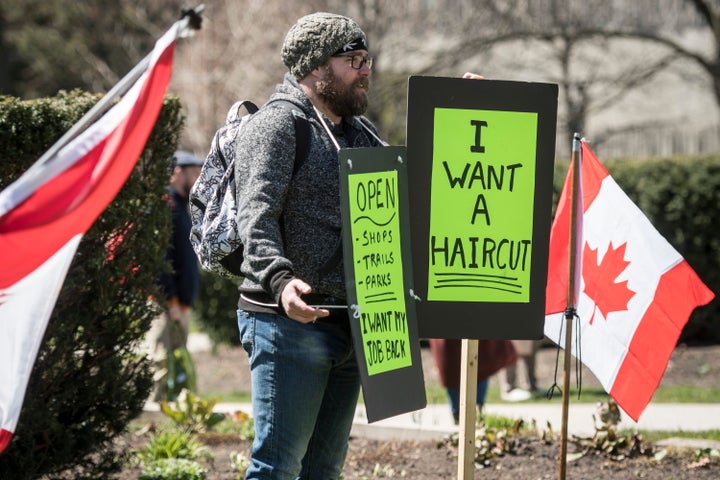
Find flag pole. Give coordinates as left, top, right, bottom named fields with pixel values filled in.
left=559, top=133, right=582, bottom=480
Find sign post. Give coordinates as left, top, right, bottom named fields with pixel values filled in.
left=458, top=339, right=479, bottom=480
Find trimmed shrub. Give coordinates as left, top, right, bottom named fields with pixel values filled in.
left=0, top=90, right=184, bottom=478
left=194, top=270, right=242, bottom=347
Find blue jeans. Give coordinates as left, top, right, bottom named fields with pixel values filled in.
left=238, top=310, right=360, bottom=479
left=446, top=378, right=489, bottom=422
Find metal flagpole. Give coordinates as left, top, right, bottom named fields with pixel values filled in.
left=458, top=339, right=479, bottom=480
left=559, top=133, right=582, bottom=480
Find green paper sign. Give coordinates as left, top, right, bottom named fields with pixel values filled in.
left=348, top=170, right=412, bottom=375
left=428, top=108, right=538, bottom=303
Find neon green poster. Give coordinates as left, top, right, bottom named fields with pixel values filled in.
left=428, top=108, right=538, bottom=302
left=348, top=170, right=412, bottom=375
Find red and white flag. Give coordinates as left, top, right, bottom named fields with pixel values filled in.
left=544, top=140, right=715, bottom=421
left=0, top=19, right=191, bottom=453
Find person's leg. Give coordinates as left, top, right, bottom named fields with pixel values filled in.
left=511, top=340, right=534, bottom=390
left=299, top=325, right=360, bottom=479
left=499, top=361, right=531, bottom=401
left=468, top=378, right=487, bottom=420
left=447, top=380, right=488, bottom=424
left=445, top=387, right=460, bottom=424
left=238, top=311, right=359, bottom=480
left=476, top=378, right=489, bottom=407
left=498, top=362, right=516, bottom=394
left=142, top=306, right=171, bottom=401
left=525, top=341, right=539, bottom=392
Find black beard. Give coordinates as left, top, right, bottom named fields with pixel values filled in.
left=316, top=66, right=369, bottom=118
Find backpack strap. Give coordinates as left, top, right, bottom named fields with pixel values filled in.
left=212, top=100, right=260, bottom=172
left=227, top=99, right=259, bottom=123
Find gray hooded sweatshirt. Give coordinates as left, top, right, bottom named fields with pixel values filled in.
left=235, top=74, right=383, bottom=309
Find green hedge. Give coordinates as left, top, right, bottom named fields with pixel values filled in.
left=0, top=90, right=184, bottom=479
left=194, top=271, right=242, bottom=347
left=553, top=154, right=720, bottom=344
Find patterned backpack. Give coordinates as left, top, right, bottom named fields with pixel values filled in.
left=189, top=99, right=309, bottom=278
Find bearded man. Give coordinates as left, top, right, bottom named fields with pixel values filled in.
left=229, top=12, right=384, bottom=480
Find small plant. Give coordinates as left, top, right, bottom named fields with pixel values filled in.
left=140, top=458, right=207, bottom=480
left=371, top=462, right=407, bottom=477
left=136, top=429, right=210, bottom=464
left=229, top=451, right=251, bottom=479
left=215, top=409, right=255, bottom=440
left=688, top=447, right=720, bottom=469
left=160, top=388, right=226, bottom=433
left=439, top=417, right=525, bottom=468
left=570, top=399, right=664, bottom=461
left=693, top=447, right=720, bottom=461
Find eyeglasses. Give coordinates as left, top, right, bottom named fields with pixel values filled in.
left=333, top=53, right=374, bottom=70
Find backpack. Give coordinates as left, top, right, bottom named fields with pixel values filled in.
left=189, top=99, right=309, bottom=278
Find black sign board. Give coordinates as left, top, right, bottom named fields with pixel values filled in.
left=338, top=146, right=426, bottom=423
left=406, top=76, right=558, bottom=339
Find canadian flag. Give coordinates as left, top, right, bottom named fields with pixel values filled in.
left=0, top=19, right=190, bottom=453
left=544, top=140, right=715, bottom=421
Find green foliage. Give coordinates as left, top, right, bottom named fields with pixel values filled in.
left=0, top=91, right=184, bottom=479
left=136, top=429, right=210, bottom=464
left=194, top=270, right=242, bottom=347
left=139, top=458, right=207, bottom=480
left=160, top=389, right=226, bottom=433
left=165, top=343, right=198, bottom=401
left=1, top=1, right=179, bottom=98
left=605, top=155, right=720, bottom=343
left=439, top=417, right=528, bottom=468
left=485, top=385, right=720, bottom=404
left=692, top=447, right=720, bottom=462
left=213, top=410, right=255, bottom=441
left=229, top=451, right=251, bottom=480
left=440, top=402, right=692, bottom=470
left=634, top=429, right=720, bottom=443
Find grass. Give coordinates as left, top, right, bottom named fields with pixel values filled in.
left=201, top=390, right=252, bottom=403
left=425, top=384, right=720, bottom=405
left=203, top=384, right=720, bottom=407
left=630, top=429, right=720, bottom=443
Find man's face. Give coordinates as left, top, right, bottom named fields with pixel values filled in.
left=316, top=50, right=372, bottom=118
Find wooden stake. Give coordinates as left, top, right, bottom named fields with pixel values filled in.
left=458, top=339, right=479, bottom=480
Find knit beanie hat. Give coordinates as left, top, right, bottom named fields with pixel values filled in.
left=281, top=12, right=368, bottom=80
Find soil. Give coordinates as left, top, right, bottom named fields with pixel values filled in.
left=111, top=343, right=720, bottom=479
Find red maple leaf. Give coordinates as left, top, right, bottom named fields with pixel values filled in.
left=582, top=242, right=635, bottom=325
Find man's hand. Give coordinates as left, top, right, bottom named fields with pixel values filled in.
left=463, top=72, right=484, bottom=80
left=280, top=278, right=330, bottom=323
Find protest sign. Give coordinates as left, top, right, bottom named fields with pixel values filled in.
left=406, top=76, right=558, bottom=339
left=339, top=146, right=426, bottom=422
